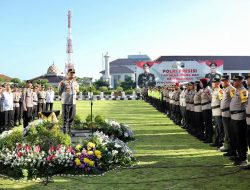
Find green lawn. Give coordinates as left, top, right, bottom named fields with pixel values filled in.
left=0, top=100, right=249, bottom=190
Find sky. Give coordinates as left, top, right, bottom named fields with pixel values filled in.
left=1, top=0, right=250, bottom=80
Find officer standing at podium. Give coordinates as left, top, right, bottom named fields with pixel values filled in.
left=58, top=68, right=79, bottom=134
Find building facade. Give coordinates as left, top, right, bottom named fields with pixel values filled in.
left=100, top=54, right=151, bottom=88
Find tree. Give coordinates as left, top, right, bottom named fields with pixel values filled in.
left=94, top=79, right=109, bottom=89
left=34, top=79, right=50, bottom=88
left=76, top=77, right=93, bottom=86
left=0, top=77, right=5, bottom=83
left=120, top=77, right=136, bottom=90
left=99, top=86, right=108, bottom=92
left=11, top=78, right=22, bottom=84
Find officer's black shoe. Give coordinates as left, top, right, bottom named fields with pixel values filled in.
left=229, top=156, right=239, bottom=161
left=209, top=143, right=218, bottom=147
left=242, top=164, right=250, bottom=170
left=233, top=160, right=248, bottom=166
left=204, top=139, right=212, bottom=143
left=223, top=152, right=237, bottom=157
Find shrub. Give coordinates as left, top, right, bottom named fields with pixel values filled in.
left=104, top=90, right=114, bottom=95
left=74, top=114, right=82, bottom=126
left=94, top=115, right=105, bottom=125
left=0, top=129, right=23, bottom=149
left=25, top=121, right=71, bottom=151
left=93, top=90, right=100, bottom=95
left=116, top=87, right=123, bottom=92
left=99, top=86, right=108, bottom=92
left=125, top=89, right=134, bottom=95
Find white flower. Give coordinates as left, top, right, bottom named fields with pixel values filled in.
left=111, top=150, right=118, bottom=156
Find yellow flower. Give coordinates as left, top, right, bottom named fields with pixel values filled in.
left=97, top=155, right=101, bottom=159
left=87, top=142, right=96, bottom=149
left=83, top=157, right=90, bottom=164
left=75, top=158, right=81, bottom=166
left=75, top=144, right=82, bottom=150
left=89, top=160, right=95, bottom=166
left=76, top=152, right=82, bottom=156
left=87, top=151, right=94, bottom=155
left=83, top=158, right=95, bottom=166
left=94, top=150, right=102, bottom=158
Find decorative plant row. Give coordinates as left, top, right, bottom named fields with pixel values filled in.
left=0, top=120, right=136, bottom=180
left=72, top=115, right=135, bottom=142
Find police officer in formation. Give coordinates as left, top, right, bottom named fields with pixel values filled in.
left=12, top=84, right=21, bottom=126
left=211, top=77, right=224, bottom=148
left=145, top=74, right=250, bottom=167
left=0, top=81, right=58, bottom=134
left=37, top=85, right=46, bottom=112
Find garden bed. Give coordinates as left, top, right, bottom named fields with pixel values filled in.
left=0, top=117, right=136, bottom=181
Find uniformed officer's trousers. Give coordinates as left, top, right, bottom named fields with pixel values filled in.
left=38, top=103, right=46, bottom=113
left=195, top=111, right=204, bottom=138
left=62, top=104, right=76, bottom=134
left=23, top=107, right=33, bottom=128
left=170, top=103, right=174, bottom=119
left=166, top=102, right=170, bottom=115
left=186, top=109, right=191, bottom=128
left=33, top=105, right=38, bottom=120
left=231, top=119, right=248, bottom=161
left=175, top=105, right=181, bottom=124
left=180, top=106, right=186, bottom=127
left=19, top=103, right=23, bottom=124
left=222, top=117, right=235, bottom=152
left=0, top=111, right=4, bottom=132
left=247, top=125, right=250, bottom=149
left=4, top=110, right=14, bottom=130
left=213, top=116, right=224, bottom=147
left=46, top=103, right=53, bottom=111
left=13, top=106, right=20, bottom=126
left=202, top=109, right=213, bottom=142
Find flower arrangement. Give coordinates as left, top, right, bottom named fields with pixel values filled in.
left=0, top=131, right=136, bottom=180
left=102, top=119, right=135, bottom=142
left=0, top=143, right=75, bottom=179
left=72, top=115, right=135, bottom=142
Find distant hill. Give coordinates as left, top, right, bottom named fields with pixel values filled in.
left=0, top=74, right=13, bottom=82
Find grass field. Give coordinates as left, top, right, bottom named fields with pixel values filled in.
left=0, top=100, right=249, bottom=190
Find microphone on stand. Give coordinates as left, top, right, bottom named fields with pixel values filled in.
left=89, top=81, right=93, bottom=136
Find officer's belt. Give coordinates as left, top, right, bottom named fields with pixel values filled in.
left=14, top=101, right=19, bottom=103
left=221, top=107, right=229, bottom=112
left=194, top=103, right=201, bottom=106
left=246, top=114, right=250, bottom=118
left=189, top=102, right=194, bottom=104
left=39, top=98, right=45, bottom=99
left=230, top=110, right=245, bottom=115
left=212, top=105, right=220, bottom=109
left=201, top=102, right=211, bottom=106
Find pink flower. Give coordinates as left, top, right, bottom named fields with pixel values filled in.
left=47, top=154, right=56, bottom=162
left=49, top=146, right=55, bottom=153
left=34, top=145, right=41, bottom=153
left=56, top=144, right=62, bottom=150
left=25, top=144, right=31, bottom=153
left=66, top=146, right=73, bottom=153
left=16, top=144, right=22, bottom=150
left=16, top=151, right=23, bottom=158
